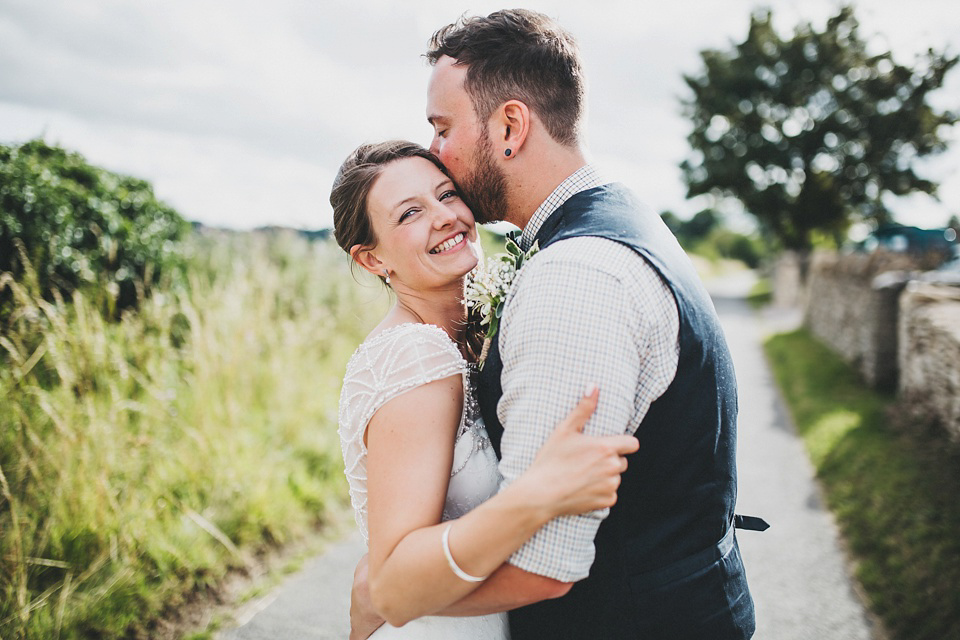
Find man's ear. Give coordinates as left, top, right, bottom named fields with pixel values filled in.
left=493, top=100, right=530, bottom=155
left=350, top=244, right=386, bottom=278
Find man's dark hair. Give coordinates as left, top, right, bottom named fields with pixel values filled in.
left=426, top=9, right=585, bottom=147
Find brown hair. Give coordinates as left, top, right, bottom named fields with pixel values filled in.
left=330, top=140, right=448, bottom=262
left=425, top=9, right=585, bottom=147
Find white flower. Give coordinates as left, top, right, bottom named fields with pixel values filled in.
left=464, top=234, right=539, bottom=365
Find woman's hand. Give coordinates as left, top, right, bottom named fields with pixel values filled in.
left=523, top=387, right=639, bottom=517
left=350, top=554, right=385, bottom=640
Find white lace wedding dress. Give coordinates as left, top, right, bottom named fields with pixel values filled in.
left=339, top=323, right=510, bottom=639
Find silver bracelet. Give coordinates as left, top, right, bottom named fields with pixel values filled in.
left=441, top=523, right=488, bottom=583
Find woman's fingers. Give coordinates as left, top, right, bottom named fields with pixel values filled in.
left=533, top=384, right=648, bottom=516
left=556, top=388, right=638, bottom=458
left=556, top=385, right=599, bottom=434
left=607, top=434, right=640, bottom=455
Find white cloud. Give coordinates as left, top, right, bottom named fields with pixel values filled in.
left=0, top=0, right=957, bottom=230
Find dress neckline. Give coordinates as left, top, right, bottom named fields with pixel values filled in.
left=358, top=322, right=477, bottom=365
left=360, top=321, right=448, bottom=346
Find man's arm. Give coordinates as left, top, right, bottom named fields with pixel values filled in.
left=438, top=239, right=678, bottom=612
left=432, top=250, right=638, bottom=614
left=496, top=238, right=678, bottom=582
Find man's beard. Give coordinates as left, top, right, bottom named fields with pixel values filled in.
left=457, top=136, right=508, bottom=225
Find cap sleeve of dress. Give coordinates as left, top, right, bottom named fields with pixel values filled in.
left=337, top=323, right=467, bottom=541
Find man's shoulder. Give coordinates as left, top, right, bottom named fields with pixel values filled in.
left=524, top=235, right=652, bottom=283
left=566, top=181, right=649, bottom=215
left=510, top=235, right=676, bottom=329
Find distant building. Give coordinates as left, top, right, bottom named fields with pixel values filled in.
left=859, top=224, right=957, bottom=262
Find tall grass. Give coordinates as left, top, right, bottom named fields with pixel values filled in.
left=0, top=230, right=388, bottom=639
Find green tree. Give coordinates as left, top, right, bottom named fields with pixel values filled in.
left=683, top=208, right=720, bottom=242
left=681, top=5, right=957, bottom=253
left=660, top=210, right=683, bottom=237
left=660, top=208, right=719, bottom=246
left=661, top=208, right=767, bottom=267
left=0, top=139, right=190, bottom=315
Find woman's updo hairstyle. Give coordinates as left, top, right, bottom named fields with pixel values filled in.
left=330, top=140, right=449, bottom=261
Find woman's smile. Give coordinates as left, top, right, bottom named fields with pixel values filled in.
left=430, top=232, right=466, bottom=255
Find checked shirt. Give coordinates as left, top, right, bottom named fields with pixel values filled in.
left=498, top=166, right=681, bottom=582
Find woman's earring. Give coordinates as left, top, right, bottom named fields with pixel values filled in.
left=504, top=148, right=512, bottom=157
left=383, top=269, right=391, bottom=285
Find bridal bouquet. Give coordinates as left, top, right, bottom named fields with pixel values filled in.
left=464, top=232, right=539, bottom=365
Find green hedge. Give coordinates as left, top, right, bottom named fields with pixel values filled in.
left=0, top=139, right=190, bottom=315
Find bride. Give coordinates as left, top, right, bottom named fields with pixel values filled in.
left=331, top=140, right=638, bottom=639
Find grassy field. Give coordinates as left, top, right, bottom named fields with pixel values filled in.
left=764, top=329, right=960, bottom=640
left=745, top=276, right=772, bottom=308
left=0, top=230, right=388, bottom=639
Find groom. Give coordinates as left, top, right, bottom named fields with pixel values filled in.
left=353, top=9, right=760, bottom=639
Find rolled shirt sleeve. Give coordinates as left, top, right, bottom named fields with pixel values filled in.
left=497, top=236, right=679, bottom=582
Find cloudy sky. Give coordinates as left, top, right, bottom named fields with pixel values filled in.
left=1, top=0, right=958, bottom=232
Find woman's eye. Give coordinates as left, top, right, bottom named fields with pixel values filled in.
left=439, top=190, right=458, bottom=201
left=399, top=208, right=418, bottom=222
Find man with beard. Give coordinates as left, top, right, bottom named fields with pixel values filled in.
left=351, top=9, right=762, bottom=639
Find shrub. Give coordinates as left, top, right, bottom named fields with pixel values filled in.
left=0, top=139, right=190, bottom=317
left=707, top=228, right=766, bottom=268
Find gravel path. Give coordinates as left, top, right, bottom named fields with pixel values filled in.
left=217, top=530, right=365, bottom=639
left=218, top=270, right=881, bottom=639
left=709, top=270, right=881, bottom=639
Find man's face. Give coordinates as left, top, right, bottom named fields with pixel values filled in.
left=426, top=55, right=508, bottom=224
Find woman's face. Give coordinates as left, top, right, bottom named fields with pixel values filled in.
left=362, top=156, right=480, bottom=290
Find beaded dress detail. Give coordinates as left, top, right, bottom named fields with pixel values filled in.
left=338, top=323, right=508, bottom=639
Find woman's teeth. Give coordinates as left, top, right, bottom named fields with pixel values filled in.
left=430, top=233, right=464, bottom=254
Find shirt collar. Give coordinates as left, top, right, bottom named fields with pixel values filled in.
left=519, top=164, right=606, bottom=250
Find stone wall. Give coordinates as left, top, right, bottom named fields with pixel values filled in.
left=898, top=282, right=960, bottom=441
left=771, top=251, right=806, bottom=308
left=791, top=249, right=960, bottom=440
left=803, top=251, right=918, bottom=391
left=771, top=252, right=960, bottom=443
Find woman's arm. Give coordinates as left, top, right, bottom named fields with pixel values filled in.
left=365, top=380, right=635, bottom=627
left=351, top=553, right=569, bottom=639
